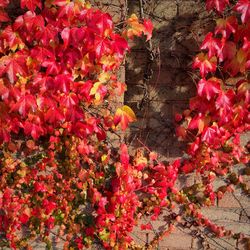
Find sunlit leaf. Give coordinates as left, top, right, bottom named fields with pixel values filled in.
left=193, top=53, right=217, bottom=77
left=235, top=0, right=250, bottom=23
left=206, top=0, right=229, bottom=13
left=114, top=105, right=136, bottom=130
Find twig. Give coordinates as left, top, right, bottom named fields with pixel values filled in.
left=232, top=193, right=250, bottom=220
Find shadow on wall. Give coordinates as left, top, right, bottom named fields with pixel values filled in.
left=124, top=0, right=215, bottom=160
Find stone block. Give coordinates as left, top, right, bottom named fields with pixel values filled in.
left=176, top=173, right=195, bottom=190
left=218, top=192, right=242, bottom=209
left=239, top=207, right=250, bottom=223
left=201, top=236, right=237, bottom=250
left=131, top=228, right=158, bottom=247
left=201, top=207, right=240, bottom=223
left=158, top=228, right=193, bottom=249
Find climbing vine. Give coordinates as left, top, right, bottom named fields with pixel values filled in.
left=0, top=0, right=249, bottom=249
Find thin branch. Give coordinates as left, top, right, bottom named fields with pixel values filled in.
left=138, top=0, right=144, bottom=19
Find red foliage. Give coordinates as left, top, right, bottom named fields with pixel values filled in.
left=0, top=0, right=249, bottom=249
left=176, top=0, right=249, bottom=221
left=0, top=1, right=180, bottom=249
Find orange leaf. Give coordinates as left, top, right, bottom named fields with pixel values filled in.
left=126, top=14, right=145, bottom=39
left=193, top=53, right=217, bottom=77
left=26, top=139, right=36, bottom=149
left=224, top=48, right=247, bottom=76
left=114, top=105, right=136, bottom=130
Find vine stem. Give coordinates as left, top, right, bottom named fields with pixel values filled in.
left=138, top=0, right=144, bottom=19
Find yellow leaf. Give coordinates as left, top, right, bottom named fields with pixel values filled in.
left=101, top=154, right=107, bottom=162
left=98, top=72, right=110, bottom=83
left=126, top=14, right=145, bottom=39
left=17, top=169, right=27, bottom=177
left=114, top=105, right=136, bottom=130
left=134, top=148, right=147, bottom=168
left=100, top=55, right=117, bottom=67
left=90, top=82, right=107, bottom=104
left=122, top=105, right=136, bottom=119
left=85, top=1, right=91, bottom=9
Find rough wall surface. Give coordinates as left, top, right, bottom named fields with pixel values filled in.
left=125, top=0, right=214, bottom=160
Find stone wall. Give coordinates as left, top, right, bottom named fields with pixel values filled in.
left=125, top=0, right=215, bottom=160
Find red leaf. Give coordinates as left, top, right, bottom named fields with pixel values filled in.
left=70, top=27, right=85, bottom=46
left=201, top=126, right=218, bottom=144
left=200, top=32, right=222, bottom=58
left=0, top=52, right=28, bottom=83
left=61, top=27, right=70, bottom=49
left=188, top=113, right=209, bottom=134
left=0, top=79, right=10, bottom=100
left=0, top=25, right=25, bottom=51
left=45, top=107, right=64, bottom=124
left=224, top=49, right=247, bottom=76
left=45, top=216, right=55, bottom=230
left=54, top=73, right=72, bottom=93
left=33, top=182, right=47, bottom=192
left=187, top=138, right=201, bottom=155
left=32, top=74, right=55, bottom=93
left=31, top=46, right=55, bottom=60
left=215, top=90, right=235, bottom=124
left=197, top=78, right=221, bottom=100
left=141, top=223, right=152, bottom=230
left=243, top=36, right=250, bottom=51
left=0, top=123, right=10, bottom=142
left=0, top=9, right=9, bottom=22
left=235, top=22, right=250, bottom=43
left=182, top=162, right=195, bottom=173
left=75, top=80, right=93, bottom=102
left=235, top=0, right=250, bottom=23
left=73, top=121, right=94, bottom=138
left=23, top=120, right=44, bottom=139
left=20, top=0, right=42, bottom=12
left=215, top=89, right=234, bottom=110
left=37, top=95, right=56, bottom=110
left=60, top=93, right=79, bottom=109
left=175, top=113, right=183, bottom=122
left=190, top=96, right=212, bottom=113
left=193, top=53, right=217, bottom=77
left=96, top=127, right=106, bottom=141
left=19, top=213, right=29, bottom=224
left=111, top=34, right=129, bottom=58
left=87, top=11, right=113, bottom=36
left=12, top=94, right=37, bottom=116
left=219, top=41, right=236, bottom=62
left=13, top=11, right=44, bottom=33
left=0, top=0, right=9, bottom=8
left=42, top=199, right=57, bottom=215
left=143, top=19, right=153, bottom=41
left=206, top=0, right=229, bottom=13
left=215, top=16, right=238, bottom=38
left=94, top=37, right=111, bottom=59
left=114, top=105, right=136, bottom=131
left=57, top=1, right=76, bottom=19
left=35, top=23, right=57, bottom=46
left=120, top=144, right=129, bottom=166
